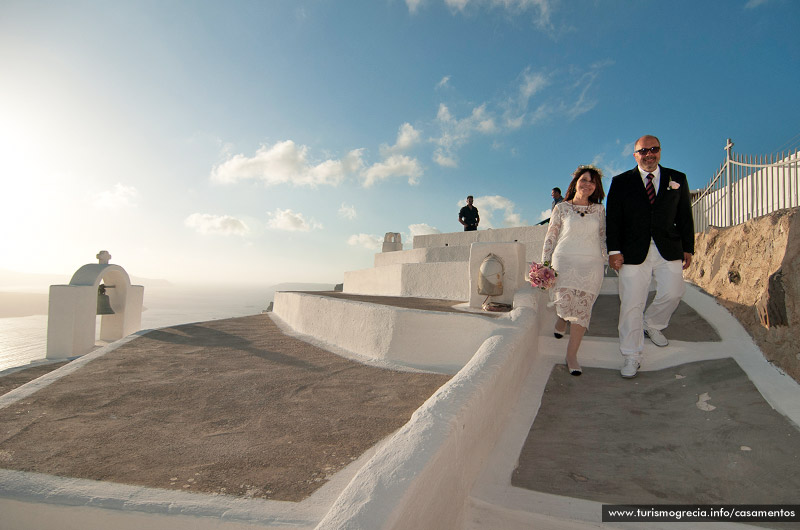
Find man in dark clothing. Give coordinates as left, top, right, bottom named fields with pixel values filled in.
left=536, top=188, right=565, bottom=225
left=551, top=187, right=564, bottom=210
left=459, top=195, right=480, bottom=231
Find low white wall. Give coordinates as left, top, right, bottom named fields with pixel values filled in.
left=399, top=262, right=468, bottom=300
left=315, top=306, right=540, bottom=529
left=343, top=265, right=404, bottom=297
left=374, top=246, right=470, bottom=267
left=374, top=248, right=429, bottom=267
left=344, top=262, right=469, bottom=301
left=272, top=291, right=509, bottom=373
left=413, top=226, right=547, bottom=264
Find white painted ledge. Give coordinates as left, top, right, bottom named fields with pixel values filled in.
left=373, top=246, right=470, bottom=267
left=343, top=262, right=469, bottom=301
left=316, top=307, right=539, bottom=530
left=272, top=291, right=515, bottom=373
left=413, top=226, right=547, bottom=263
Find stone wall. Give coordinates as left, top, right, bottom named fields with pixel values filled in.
left=684, top=207, right=800, bottom=382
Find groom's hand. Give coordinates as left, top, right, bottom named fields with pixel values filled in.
left=609, top=254, right=624, bottom=271
left=682, top=252, right=692, bottom=269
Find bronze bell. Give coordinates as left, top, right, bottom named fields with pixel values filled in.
left=97, top=284, right=115, bottom=315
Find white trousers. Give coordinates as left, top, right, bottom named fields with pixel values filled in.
left=618, top=241, right=685, bottom=357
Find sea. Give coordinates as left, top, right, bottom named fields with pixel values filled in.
left=0, top=283, right=333, bottom=373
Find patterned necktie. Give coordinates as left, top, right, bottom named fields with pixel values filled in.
left=645, top=173, right=656, bottom=204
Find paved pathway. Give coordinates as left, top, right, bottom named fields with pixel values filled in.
left=468, top=287, right=800, bottom=529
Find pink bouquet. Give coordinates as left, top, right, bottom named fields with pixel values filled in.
left=528, top=261, right=558, bottom=290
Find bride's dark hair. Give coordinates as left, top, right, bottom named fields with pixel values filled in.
left=565, top=164, right=605, bottom=203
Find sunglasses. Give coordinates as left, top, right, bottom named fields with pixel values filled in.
left=635, top=146, right=661, bottom=155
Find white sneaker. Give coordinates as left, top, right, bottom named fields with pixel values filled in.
left=620, top=357, right=640, bottom=378
left=643, top=324, right=669, bottom=347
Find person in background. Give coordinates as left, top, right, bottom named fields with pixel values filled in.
left=459, top=195, right=480, bottom=231
left=536, top=187, right=566, bottom=226
left=541, top=166, right=607, bottom=376
left=551, top=187, right=564, bottom=210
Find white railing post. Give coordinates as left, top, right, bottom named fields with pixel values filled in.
left=725, top=138, right=734, bottom=227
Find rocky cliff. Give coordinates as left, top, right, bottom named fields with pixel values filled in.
left=684, top=207, right=800, bottom=382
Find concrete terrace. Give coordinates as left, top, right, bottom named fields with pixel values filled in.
left=1, top=225, right=799, bottom=529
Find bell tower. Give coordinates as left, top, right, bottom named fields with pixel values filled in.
left=46, top=251, right=145, bottom=360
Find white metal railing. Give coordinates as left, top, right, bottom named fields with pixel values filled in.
left=691, top=138, right=800, bottom=232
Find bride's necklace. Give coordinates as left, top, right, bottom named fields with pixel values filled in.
left=569, top=200, right=590, bottom=217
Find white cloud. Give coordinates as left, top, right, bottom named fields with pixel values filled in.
left=519, top=68, right=549, bottom=104
left=524, top=63, right=610, bottom=125
left=428, top=62, right=608, bottom=167
left=538, top=209, right=551, bottom=222
left=621, top=141, right=635, bottom=157
left=338, top=203, right=357, bottom=220
left=440, top=0, right=554, bottom=30
left=184, top=213, right=249, bottom=236
left=433, top=103, right=497, bottom=168
left=436, top=103, right=453, bottom=122
left=406, top=0, right=423, bottom=13
left=745, top=0, right=769, bottom=7
left=587, top=153, right=624, bottom=180
left=528, top=101, right=557, bottom=124
left=433, top=151, right=458, bottom=168
left=566, top=69, right=600, bottom=120
left=213, top=137, right=425, bottom=190
left=409, top=223, right=441, bottom=237
left=503, top=67, right=550, bottom=127
left=396, top=123, right=422, bottom=151
left=513, top=0, right=554, bottom=31
left=211, top=140, right=364, bottom=187
left=471, top=195, right=526, bottom=228
left=504, top=114, right=525, bottom=130
left=347, top=233, right=382, bottom=250
left=362, top=154, right=423, bottom=187
left=381, top=123, right=421, bottom=156
left=436, top=75, right=451, bottom=89
left=445, top=0, right=469, bottom=10
left=93, top=183, right=138, bottom=209
left=472, top=105, right=497, bottom=133
left=267, top=208, right=322, bottom=232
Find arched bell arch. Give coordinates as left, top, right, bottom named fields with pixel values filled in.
left=47, top=254, right=144, bottom=360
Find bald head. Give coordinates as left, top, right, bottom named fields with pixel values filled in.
left=636, top=135, right=660, bottom=149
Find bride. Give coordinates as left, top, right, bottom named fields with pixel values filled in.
left=541, top=165, right=607, bottom=376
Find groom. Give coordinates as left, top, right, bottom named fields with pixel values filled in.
left=606, top=135, right=695, bottom=378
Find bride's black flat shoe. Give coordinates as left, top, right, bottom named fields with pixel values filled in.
left=566, top=358, right=582, bottom=376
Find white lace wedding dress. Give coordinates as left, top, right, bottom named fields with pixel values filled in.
left=541, top=201, right=608, bottom=328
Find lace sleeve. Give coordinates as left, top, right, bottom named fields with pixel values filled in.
left=541, top=204, right=562, bottom=264
left=597, top=204, right=608, bottom=261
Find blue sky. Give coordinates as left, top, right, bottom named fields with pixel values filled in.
left=1, top=0, right=798, bottom=286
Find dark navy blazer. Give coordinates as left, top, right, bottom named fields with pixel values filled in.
left=606, top=165, right=695, bottom=265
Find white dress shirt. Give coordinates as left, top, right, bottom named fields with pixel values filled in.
left=608, top=166, right=662, bottom=257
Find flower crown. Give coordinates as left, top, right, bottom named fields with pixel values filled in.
left=573, top=164, right=604, bottom=179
